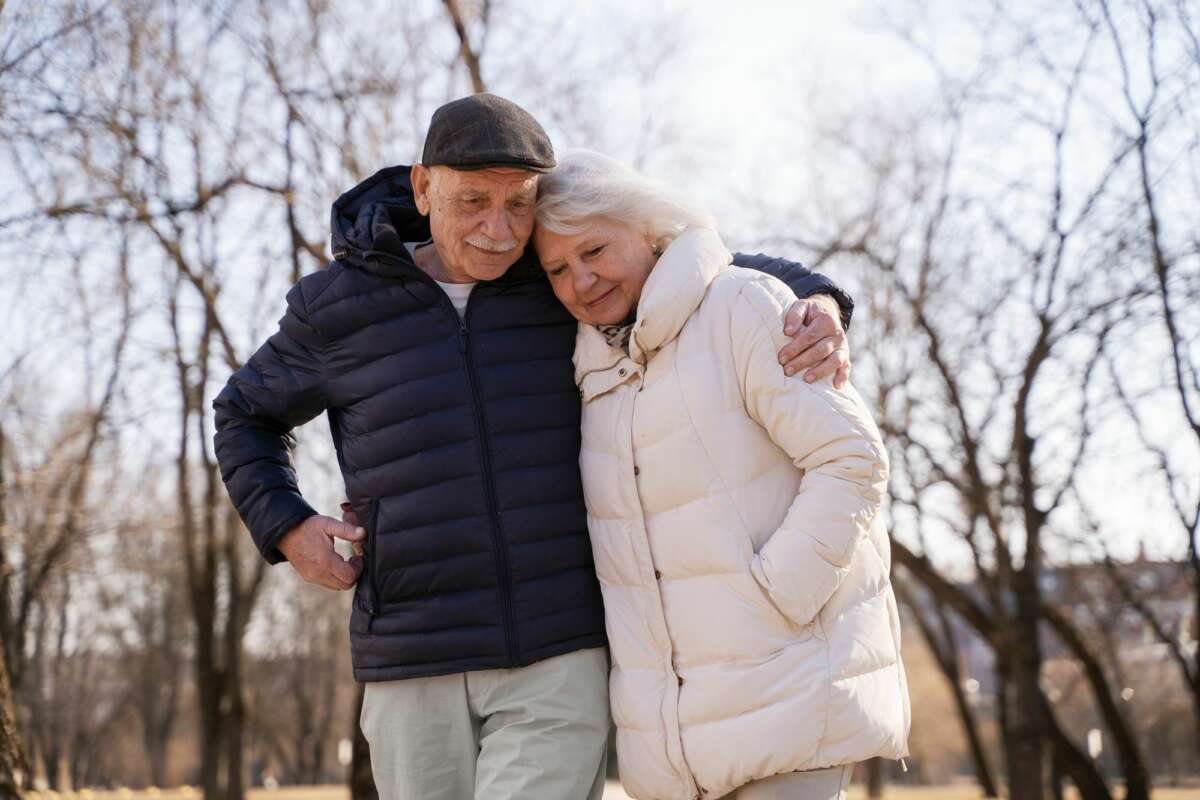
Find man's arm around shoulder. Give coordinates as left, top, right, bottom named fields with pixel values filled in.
left=731, top=251, right=854, bottom=387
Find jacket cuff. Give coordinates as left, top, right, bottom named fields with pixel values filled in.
left=750, top=554, right=799, bottom=623
left=750, top=549, right=847, bottom=628
left=800, top=284, right=855, bottom=332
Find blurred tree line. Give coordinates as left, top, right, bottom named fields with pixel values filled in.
left=0, top=2, right=1197, bottom=800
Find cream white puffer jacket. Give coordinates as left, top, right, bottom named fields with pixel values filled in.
left=574, top=228, right=910, bottom=800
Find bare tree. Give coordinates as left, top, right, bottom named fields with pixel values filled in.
left=760, top=2, right=1200, bottom=797
left=442, top=0, right=489, bottom=93
left=93, top=504, right=189, bottom=788
left=1088, top=0, right=1200, bottom=751
left=24, top=570, right=132, bottom=789
left=246, top=577, right=349, bottom=783
left=0, top=244, right=130, bottom=788
left=0, top=287, right=129, bottom=696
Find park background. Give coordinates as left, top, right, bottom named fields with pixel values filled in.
left=1, top=0, right=1198, bottom=798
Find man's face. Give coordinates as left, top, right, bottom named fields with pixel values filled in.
left=412, top=165, right=539, bottom=282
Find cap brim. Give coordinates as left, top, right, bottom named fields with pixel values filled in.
left=427, top=160, right=555, bottom=174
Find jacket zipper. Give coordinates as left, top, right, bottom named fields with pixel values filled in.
left=363, top=251, right=522, bottom=659
left=458, top=308, right=520, bottom=663
left=364, top=498, right=382, bottom=627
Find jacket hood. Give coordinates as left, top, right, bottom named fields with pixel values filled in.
left=328, top=164, right=543, bottom=282
left=629, top=227, right=731, bottom=362
left=330, top=165, right=429, bottom=269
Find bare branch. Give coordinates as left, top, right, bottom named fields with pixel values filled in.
left=442, top=0, right=486, bottom=93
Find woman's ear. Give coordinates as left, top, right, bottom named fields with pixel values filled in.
left=645, top=228, right=661, bottom=256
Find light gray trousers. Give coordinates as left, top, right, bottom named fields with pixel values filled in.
left=720, top=764, right=854, bottom=800
left=360, top=647, right=610, bottom=800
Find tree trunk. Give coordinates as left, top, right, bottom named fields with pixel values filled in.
left=199, top=684, right=222, bottom=800
left=0, top=643, right=26, bottom=798
left=997, top=657, right=1021, bottom=797
left=1041, top=604, right=1149, bottom=800
left=139, top=582, right=182, bottom=789
left=1048, top=713, right=1111, bottom=800
left=175, top=308, right=259, bottom=800
left=193, top=587, right=250, bottom=800
left=900, top=582, right=1000, bottom=798
left=1188, top=549, right=1200, bottom=756
left=350, top=683, right=377, bottom=800
left=226, top=687, right=246, bottom=800
left=1007, top=562, right=1052, bottom=800
left=0, top=426, right=23, bottom=797
left=946, top=662, right=998, bottom=796
left=1006, top=643, right=1051, bottom=799
left=147, top=736, right=169, bottom=790
left=222, top=506, right=248, bottom=800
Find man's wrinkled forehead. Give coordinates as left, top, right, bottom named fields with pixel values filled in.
left=430, top=165, right=539, bottom=196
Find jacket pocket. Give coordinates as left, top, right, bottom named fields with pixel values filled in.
left=748, top=556, right=815, bottom=641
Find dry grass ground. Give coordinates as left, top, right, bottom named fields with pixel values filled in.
left=20, top=783, right=1200, bottom=800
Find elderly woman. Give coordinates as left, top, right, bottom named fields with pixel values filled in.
left=533, top=151, right=910, bottom=800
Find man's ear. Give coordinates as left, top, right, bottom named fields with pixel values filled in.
left=411, top=165, right=433, bottom=216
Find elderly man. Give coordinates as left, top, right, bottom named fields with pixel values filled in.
left=213, top=94, right=852, bottom=800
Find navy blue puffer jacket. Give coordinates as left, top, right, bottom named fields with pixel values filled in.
left=213, top=165, right=853, bottom=681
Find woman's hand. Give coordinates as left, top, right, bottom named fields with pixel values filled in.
left=777, top=295, right=849, bottom=388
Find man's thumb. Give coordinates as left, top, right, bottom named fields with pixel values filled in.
left=785, top=300, right=809, bottom=336
left=325, top=517, right=366, bottom=542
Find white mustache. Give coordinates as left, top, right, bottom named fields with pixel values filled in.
left=466, top=233, right=519, bottom=253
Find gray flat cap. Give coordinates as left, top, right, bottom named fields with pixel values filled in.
left=421, top=93, right=555, bottom=173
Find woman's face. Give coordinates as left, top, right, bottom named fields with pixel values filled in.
left=533, top=218, right=658, bottom=326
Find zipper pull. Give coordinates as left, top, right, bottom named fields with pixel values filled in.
left=458, top=321, right=468, bottom=353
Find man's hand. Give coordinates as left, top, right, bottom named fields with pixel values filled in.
left=278, top=514, right=366, bottom=591
left=778, top=295, right=850, bottom=389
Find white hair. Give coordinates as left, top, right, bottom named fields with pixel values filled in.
left=535, top=149, right=716, bottom=251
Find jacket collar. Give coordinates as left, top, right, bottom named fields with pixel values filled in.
left=629, top=227, right=731, bottom=362
left=574, top=227, right=731, bottom=398
left=575, top=324, right=629, bottom=401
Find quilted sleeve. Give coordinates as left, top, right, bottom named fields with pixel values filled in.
left=729, top=274, right=888, bottom=626
left=213, top=281, right=329, bottom=564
